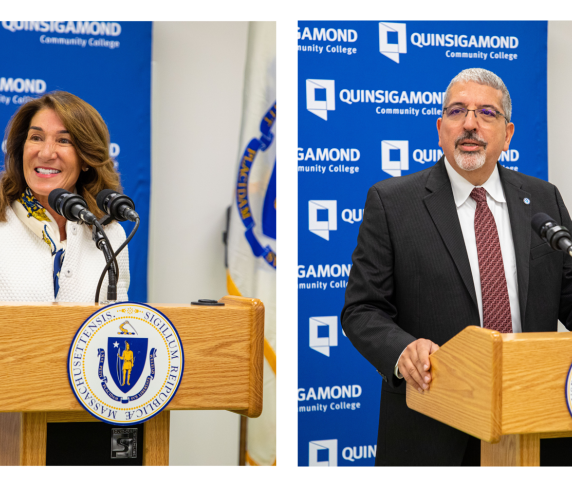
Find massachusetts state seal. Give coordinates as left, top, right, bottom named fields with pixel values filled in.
left=68, top=302, right=184, bottom=425
left=566, top=362, right=572, bottom=420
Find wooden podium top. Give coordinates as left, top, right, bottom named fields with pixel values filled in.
left=0, top=295, right=264, bottom=418
left=406, top=326, right=572, bottom=442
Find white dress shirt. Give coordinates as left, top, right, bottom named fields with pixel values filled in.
left=395, top=158, right=521, bottom=378
left=444, top=158, right=521, bottom=332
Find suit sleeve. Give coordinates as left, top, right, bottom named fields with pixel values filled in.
left=341, top=185, right=416, bottom=388
left=556, top=187, right=572, bottom=329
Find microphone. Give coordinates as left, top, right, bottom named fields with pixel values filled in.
left=48, top=189, right=98, bottom=225
left=96, top=189, right=139, bottom=222
left=531, top=212, right=572, bottom=257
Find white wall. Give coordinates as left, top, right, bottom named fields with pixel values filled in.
left=548, top=22, right=572, bottom=203
left=149, top=21, right=249, bottom=466
left=547, top=22, right=572, bottom=333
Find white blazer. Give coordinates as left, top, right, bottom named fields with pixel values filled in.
left=0, top=206, right=130, bottom=302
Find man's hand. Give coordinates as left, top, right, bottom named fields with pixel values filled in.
left=398, top=339, right=440, bottom=393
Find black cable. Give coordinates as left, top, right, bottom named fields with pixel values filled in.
left=95, top=217, right=140, bottom=304
left=93, top=219, right=119, bottom=304
left=99, top=240, right=117, bottom=302
left=93, top=220, right=119, bottom=279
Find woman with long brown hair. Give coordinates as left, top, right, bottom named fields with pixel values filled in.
left=0, top=91, right=129, bottom=302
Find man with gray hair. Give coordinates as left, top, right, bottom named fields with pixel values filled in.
left=342, top=67, right=572, bottom=466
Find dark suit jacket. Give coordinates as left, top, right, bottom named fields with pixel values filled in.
left=341, top=157, right=572, bottom=466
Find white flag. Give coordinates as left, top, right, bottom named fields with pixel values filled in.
left=227, top=21, right=276, bottom=466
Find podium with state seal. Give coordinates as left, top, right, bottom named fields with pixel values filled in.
left=407, top=326, right=572, bottom=466
left=0, top=295, right=264, bottom=466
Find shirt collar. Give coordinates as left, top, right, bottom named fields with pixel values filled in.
left=444, top=157, right=506, bottom=208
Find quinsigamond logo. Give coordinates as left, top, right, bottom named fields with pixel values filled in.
left=309, top=316, right=338, bottom=357
left=68, top=302, right=184, bottom=425
left=0, top=77, right=46, bottom=94
left=379, top=22, right=407, bottom=63
left=306, top=79, right=335, bottom=121
left=381, top=140, right=409, bottom=177
left=309, top=439, right=337, bottom=466
left=309, top=200, right=337, bottom=240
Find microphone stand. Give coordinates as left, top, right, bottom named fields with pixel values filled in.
left=93, top=217, right=140, bottom=304
left=92, top=215, right=118, bottom=304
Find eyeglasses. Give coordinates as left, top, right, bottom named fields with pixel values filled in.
left=443, top=106, right=509, bottom=124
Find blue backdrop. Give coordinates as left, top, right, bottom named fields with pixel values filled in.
left=298, top=20, right=547, bottom=466
left=0, top=21, right=151, bottom=302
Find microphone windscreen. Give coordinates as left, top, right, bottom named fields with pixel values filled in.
left=531, top=212, right=555, bottom=236
left=96, top=189, right=116, bottom=212
left=48, top=188, right=69, bottom=214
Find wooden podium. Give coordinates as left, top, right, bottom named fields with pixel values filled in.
left=406, top=326, right=572, bottom=466
left=0, top=295, right=264, bottom=466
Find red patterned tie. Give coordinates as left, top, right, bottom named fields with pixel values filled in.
left=470, top=187, right=512, bottom=333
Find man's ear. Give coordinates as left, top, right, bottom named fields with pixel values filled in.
left=503, top=122, right=515, bottom=152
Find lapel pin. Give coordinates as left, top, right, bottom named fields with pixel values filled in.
left=523, top=198, right=531, bottom=205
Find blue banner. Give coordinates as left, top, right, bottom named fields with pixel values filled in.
left=0, top=21, right=152, bottom=302
left=298, top=20, right=548, bottom=466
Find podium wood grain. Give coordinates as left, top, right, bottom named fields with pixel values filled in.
left=0, top=413, right=21, bottom=465
left=501, top=332, right=572, bottom=435
left=0, top=296, right=264, bottom=416
left=143, top=411, right=170, bottom=466
left=0, top=297, right=264, bottom=465
left=481, top=434, right=540, bottom=467
left=0, top=413, right=47, bottom=466
left=406, top=326, right=503, bottom=442
left=21, top=413, right=47, bottom=466
left=407, top=326, right=572, bottom=466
